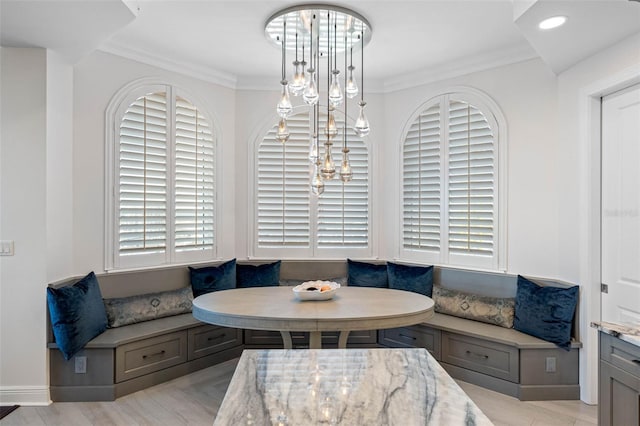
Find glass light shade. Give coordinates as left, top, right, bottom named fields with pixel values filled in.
left=328, top=71, right=343, bottom=107
left=303, top=71, right=319, bottom=105
left=311, top=163, right=325, bottom=195
left=346, top=66, right=358, bottom=99
left=324, top=109, right=339, bottom=137
left=354, top=101, right=370, bottom=137
left=340, top=152, right=353, bottom=182
left=276, top=117, right=290, bottom=143
left=309, top=135, right=319, bottom=163
left=290, top=60, right=305, bottom=96
left=276, top=82, right=293, bottom=117
left=321, top=145, right=336, bottom=180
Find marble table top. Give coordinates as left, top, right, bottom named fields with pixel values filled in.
left=591, top=321, right=640, bottom=348
left=214, top=348, right=493, bottom=426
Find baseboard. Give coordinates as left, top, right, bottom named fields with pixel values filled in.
left=50, top=385, right=115, bottom=402
left=518, top=384, right=581, bottom=401
left=441, top=363, right=581, bottom=401
left=0, top=386, right=50, bottom=406
left=441, top=362, right=519, bottom=398
left=50, top=345, right=244, bottom=402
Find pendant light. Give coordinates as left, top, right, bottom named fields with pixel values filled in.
left=302, top=18, right=319, bottom=106
left=353, top=29, right=370, bottom=137
left=275, top=21, right=293, bottom=119
left=340, top=32, right=353, bottom=182
left=328, top=22, right=343, bottom=107
left=265, top=5, right=371, bottom=195
left=321, top=12, right=336, bottom=181
left=290, top=31, right=305, bottom=96
left=345, top=42, right=358, bottom=99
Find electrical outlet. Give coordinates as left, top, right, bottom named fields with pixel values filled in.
left=545, top=356, right=556, bottom=373
left=0, top=240, right=14, bottom=256
left=74, top=356, right=87, bottom=374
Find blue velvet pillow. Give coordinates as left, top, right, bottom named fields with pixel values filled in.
left=47, top=272, right=108, bottom=360
left=513, top=275, right=578, bottom=350
left=387, top=262, right=433, bottom=296
left=189, top=259, right=236, bottom=297
left=237, top=261, right=281, bottom=288
left=347, top=259, right=388, bottom=288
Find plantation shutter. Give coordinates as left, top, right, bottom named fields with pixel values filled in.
left=403, top=103, right=441, bottom=251
left=317, top=115, right=369, bottom=248
left=447, top=100, right=494, bottom=257
left=401, top=93, right=499, bottom=269
left=257, top=112, right=311, bottom=247
left=118, top=92, right=168, bottom=256
left=256, top=108, right=370, bottom=254
left=174, top=96, right=216, bottom=252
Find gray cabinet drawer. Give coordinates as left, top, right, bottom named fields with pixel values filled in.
left=244, top=329, right=377, bottom=347
left=188, top=325, right=242, bottom=360
left=442, top=332, right=518, bottom=382
left=600, top=332, right=640, bottom=379
left=321, top=330, right=378, bottom=346
left=244, top=329, right=307, bottom=347
left=116, top=331, right=187, bottom=382
left=379, top=325, right=441, bottom=359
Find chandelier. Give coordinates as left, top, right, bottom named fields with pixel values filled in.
left=265, top=4, right=372, bottom=195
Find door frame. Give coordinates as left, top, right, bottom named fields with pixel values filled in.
left=579, top=65, right=640, bottom=404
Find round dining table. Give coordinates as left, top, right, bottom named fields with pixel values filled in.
left=192, top=286, right=435, bottom=349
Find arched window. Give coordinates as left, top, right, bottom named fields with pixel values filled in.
left=106, top=83, right=218, bottom=269
left=252, top=108, right=370, bottom=258
left=401, top=89, right=505, bottom=270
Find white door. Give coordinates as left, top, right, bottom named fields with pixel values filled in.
left=601, top=84, right=640, bottom=326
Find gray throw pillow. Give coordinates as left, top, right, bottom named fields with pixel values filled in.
left=103, top=286, right=193, bottom=328
left=433, top=286, right=515, bottom=328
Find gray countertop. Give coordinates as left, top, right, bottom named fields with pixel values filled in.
left=214, top=348, right=492, bottom=425
left=591, top=321, right=640, bottom=348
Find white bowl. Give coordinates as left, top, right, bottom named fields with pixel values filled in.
left=292, top=281, right=341, bottom=301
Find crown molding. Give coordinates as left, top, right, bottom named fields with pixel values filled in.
left=98, top=39, right=237, bottom=89
left=382, top=43, right=539, bottom=93
left=98, top=40, right=538, bottom=94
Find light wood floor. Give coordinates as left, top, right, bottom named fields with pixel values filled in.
left=1, top=358, right=597, bottom=425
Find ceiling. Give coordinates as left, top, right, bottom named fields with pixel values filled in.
left=2, top=0, right=639, bottom=91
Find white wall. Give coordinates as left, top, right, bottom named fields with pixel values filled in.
left=0, top=48, right=49, bottom=405
left=72, top=51, right=237, bottom=274
left=382, top=58, right=561, bottom=277
left=556, top=32, right=640, bottom=405
left=46, top=50, right=74, bottom=282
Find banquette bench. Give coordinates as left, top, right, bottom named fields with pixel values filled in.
left=48, top=260, right=580, bottom=402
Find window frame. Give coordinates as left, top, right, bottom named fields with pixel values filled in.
left=248, top=105, right=374, bottom=260
left=105, top=78, right=222, bottom=271
left=398, top=86, right=507, bottom=272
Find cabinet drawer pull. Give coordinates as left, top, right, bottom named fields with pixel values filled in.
left=142, top=350, right=166, bottom=359
left=466, top=350, right=489, bottom=360
left=207, top=333, right=226, bottom=341
left=399, top=333, right=416, bottom=341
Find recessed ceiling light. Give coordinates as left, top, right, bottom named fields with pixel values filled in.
left=538, top=16, right=567, bottom=30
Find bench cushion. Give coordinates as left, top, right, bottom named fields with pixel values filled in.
left=47, top=272, right=108, bottom=360
left=424, top=313, right=581, bottom=349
